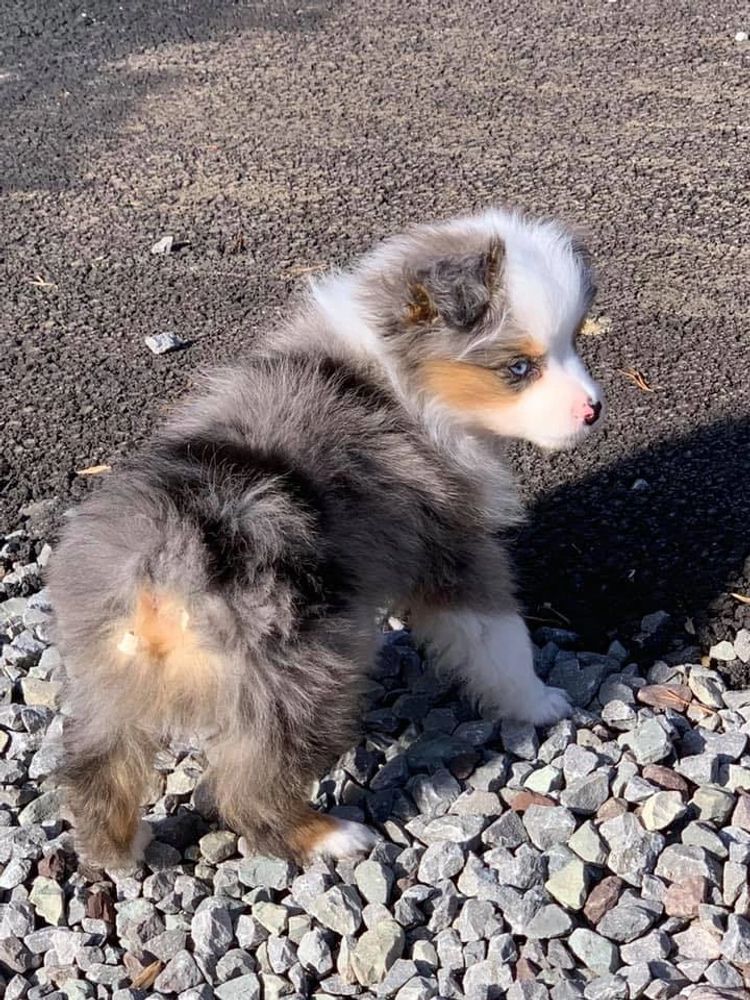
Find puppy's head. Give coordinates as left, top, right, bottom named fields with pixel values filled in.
left=376, top=210, right=603, bottom=450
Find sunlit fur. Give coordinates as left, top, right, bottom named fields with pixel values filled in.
left=48, top=208, right=602, bottom=867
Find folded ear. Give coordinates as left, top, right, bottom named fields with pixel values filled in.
left=406, top=241, right=503, bottom=330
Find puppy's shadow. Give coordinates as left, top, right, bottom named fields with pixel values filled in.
left=511, top=416, right=750, bottom=666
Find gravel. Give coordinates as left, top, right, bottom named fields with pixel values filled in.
left=1, top=528, right=750, bottom=996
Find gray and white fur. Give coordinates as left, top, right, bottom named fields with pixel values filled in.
left=48, top=207, right=603, bottom=865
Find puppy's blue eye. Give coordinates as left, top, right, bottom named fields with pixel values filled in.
left=508, top=358, right=532, bottom=378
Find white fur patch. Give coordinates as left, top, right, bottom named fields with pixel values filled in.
left=311, top=819, right=378, bottom=860
left=413, top=608, right=572, bottom=726
left=311, top=273, right=386, bottom=363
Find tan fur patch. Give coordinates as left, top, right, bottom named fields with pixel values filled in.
left=405, top=282, right=438, bottom=325
left=421, top=359, right=517, bottom=412
left=113, top=589, right=220, bottom=714
left=420, top=337, right=545, bottom=413
left=286, top=809, right=341, bottom=860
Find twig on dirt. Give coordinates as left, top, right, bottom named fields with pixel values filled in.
left=76, top=464, right=112, bottom=476
left=730, top=591, right=750, bottom=605
left=28, top=274, right=57, bottom=289
left=284, top=262, right=327, bottom=278
left=131, top=961, right=163, bottom=989
left=541, top=602, right=572, bottom=625
left=619, top=368, right=657, bottom=392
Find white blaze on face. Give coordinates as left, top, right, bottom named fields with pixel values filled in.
left=483, top=346, right=603, bottom=450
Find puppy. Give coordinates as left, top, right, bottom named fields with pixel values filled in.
left=48, top=208, right=602, bottom=867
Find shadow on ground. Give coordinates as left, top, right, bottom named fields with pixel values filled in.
left=513, top=416, right=750, bottom=681
left=0, top=0, right=332, bottom=191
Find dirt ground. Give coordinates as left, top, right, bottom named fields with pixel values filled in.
left=0, top=0, right=748, bottom=661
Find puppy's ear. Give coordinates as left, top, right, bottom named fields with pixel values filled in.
left=406, top=241, right=503, bottom=330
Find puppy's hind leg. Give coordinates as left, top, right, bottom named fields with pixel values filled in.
left=59, top=716, right=157, bottom=869
left=206, top=733, right=378, bottom=863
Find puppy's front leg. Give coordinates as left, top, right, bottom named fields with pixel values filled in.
left=412, top=605, right=571, bottom=726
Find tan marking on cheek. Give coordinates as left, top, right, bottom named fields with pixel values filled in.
left=420, top=360, right=519, bottom=413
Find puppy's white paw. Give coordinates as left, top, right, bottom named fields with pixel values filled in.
left=312, top=819, right=378, bottom=860
left=513, top=685, right=573, bottom=727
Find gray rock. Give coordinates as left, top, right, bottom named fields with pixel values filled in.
left=214, top=975, right=262, bottom=1000
left=569, top=821, right=608, bottom=865
left=583, top=976, right=628, bottom=1000
left=545, top=859, right=587, bottom=910
left=435, top=928, right=464, bottom=970
left=371, top=755, right=410, bottom=791
left=721, top=914, right=750, bottom=964
left=549, top=655, right=608, bottom=707
left=216, top=948, right=257, bottom=981
left=309, top=886, right=363, bottom=936
left=707, top=642, right=735, bottom=662
left=297, top=928, right=333, bottom=976
left=627, top=718, right=672, bottom=766
left=412, top=939, right=437, bottom=968
left=620, top=929, right=671, bottom=965
left=153, top=950, right=203, bottom=993
left=674, top=753, right=719, bottom=785
left=599, top=812, right=665, bottom=886
left=0, top=858, right=32, bottom=890
left=500, top=720, right=539, bottom=759
left=682, top=820, right=728, bottom=858
left=562, top=745, right=600, bottom=782
left=394, top=976, right=438, bottom=1000
left=525, top=904, right=575, bottom=940
left=705, top=959, right=745, bottom=988
left=560, top=772, right=611, bottom=814
left=463, top=958, right=513, bottom=994
left=191, top=900, right=234, bottom=965
left=468, top=753, right=509, bottom=791
left=654, top=844, right=722, bottom=885
left=267, top=936, right=297, bottom=974
left=524, top=764, right=564, bottom=795
left=0, top=936, right=32, bottom=973
left=252, top=901, right=289, bottom=936
left=351, top=920, right=405, bottom=985
left=417, top=841, right=464, bottom=884
left=407, top=770, right=461, bottom=817
left=451, top=788, right=502, bottom=815
left=377, top=958, right=419, bottom=997
left=597, top=903, right=658, bottom=943
left=238, top=855, right=296, bottom=890
left=355, top=860, right=394, bottom=904
left=485, top=843, right=544, bottom=891
left=419, top=814, right=485, bottom=848
left=18, top=790, right=61, bottom=825
left=523, top=805, right=577, bottom=850
left=455, top=899, right=499, bottom=942
left=290, top=871, right=332, bottom=911
left=640, top=791, right=686, bottom=831
left=481, top=810, right=529, bottom=848
left=144, top=332, right=188, bottom=355
left=568, top=929, right=620, bottom=975
left=692, top=786, right=736, bottom=824
left=733, top=629, right=750, bottom=663
left=199, top=831, right=237, bottom=864
left=681, top=729, right=747, bottom=760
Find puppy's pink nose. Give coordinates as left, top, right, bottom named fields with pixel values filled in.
left=582, top=400, right=602, bottom=426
